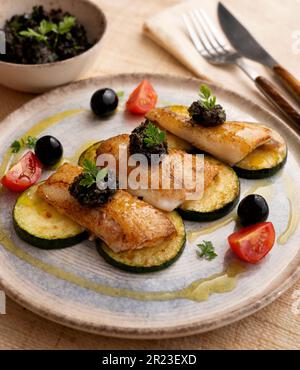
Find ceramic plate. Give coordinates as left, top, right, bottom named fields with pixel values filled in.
left=0, top=74, right=299, bottom=339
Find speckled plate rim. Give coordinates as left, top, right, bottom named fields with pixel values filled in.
left=0, top=73, right=299, bottom=339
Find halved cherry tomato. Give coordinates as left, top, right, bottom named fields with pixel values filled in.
left=1, top=151, right=42, bottom=192
left=126, top=80, right=157, bottom=115
left=228, top=222, right=275, bottom=264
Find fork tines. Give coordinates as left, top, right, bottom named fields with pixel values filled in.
left=183, top=10, right=230, bottom=57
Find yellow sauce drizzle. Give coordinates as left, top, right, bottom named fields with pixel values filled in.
left=0, top=109, right=85, bottom=179
left=188, top=215, right=237, bottom=243
left=0, top=228, right=245, bottom=302
left=64, top=140, right=98, bottom=165
left=0, top=109, right=246, bottom=302
left=188, top=179, right=273, bottom=242
left=278, top=177, right=300, bottom=245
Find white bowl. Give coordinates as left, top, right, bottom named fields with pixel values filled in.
left=0, top=0, right=107, bottom=93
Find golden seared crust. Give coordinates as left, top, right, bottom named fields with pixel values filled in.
left=104, top=190, right=177, bottom=250
left=146, top=107, right=272, bottom=165
left=97, top=134, right=129, bottom=163
left=44, top=163, right=82, bottom=185
left=97, top=134, right=219, bottom=211
left=38, top=164, right=177, bottom=253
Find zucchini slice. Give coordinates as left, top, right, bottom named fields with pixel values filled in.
left=13, top=184, right=88, bottom=249
left=78, top=141, right=102, bottom=166
left=234, top=128, right=287, bottom=179
left=96, top=212, right=186, bottom=273
left=179, top=157, right=240, bottom=222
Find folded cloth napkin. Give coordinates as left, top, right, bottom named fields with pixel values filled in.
left=143, top=0, right=221, bottom=81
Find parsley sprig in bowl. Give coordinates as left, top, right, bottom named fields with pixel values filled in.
left=0, top=0, right=107, bottom=92
left=2, top=6, right=91, bottom=65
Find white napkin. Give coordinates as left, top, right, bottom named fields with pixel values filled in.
left=143, top=0, right=223, bottom=81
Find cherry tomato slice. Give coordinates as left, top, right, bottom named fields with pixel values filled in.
left=1, top=151, right=42, bottom=192
left=228, top=222, right=275, bottom=264
left=126, top=80, right=157, bottom=115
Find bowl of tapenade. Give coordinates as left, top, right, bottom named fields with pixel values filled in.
left=0, top=0, right=106, bottom=93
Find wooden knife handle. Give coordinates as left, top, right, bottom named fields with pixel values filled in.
left=273, top=64, right=300, bottom=103
left=255, top=76, right=300, bottom=126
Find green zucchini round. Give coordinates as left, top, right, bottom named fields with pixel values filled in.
left=13, top=184, right=88, bottom=250
left=78, top=141, right=102, bottom=166
left=233, top=128, right=287, bottom=179
left=178, top=157, right=240, bottom=222
left=96, top=212, right=186, bottom=273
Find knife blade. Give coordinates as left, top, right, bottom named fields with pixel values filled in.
left=218, top=2, right=276, bottom=67
left=218, top=2, right=300, bottom=102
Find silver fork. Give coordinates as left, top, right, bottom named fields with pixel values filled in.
left=183, top=10, right=300, bottom=126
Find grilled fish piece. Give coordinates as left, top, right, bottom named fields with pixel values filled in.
left=38, top=164, right=177, bottom=253
left=146, top=106, right=272, bottom=165
left=96, top=134, right=219, bottom=212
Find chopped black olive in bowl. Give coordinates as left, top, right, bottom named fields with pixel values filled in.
left=0, top=0, right=107, bottom=93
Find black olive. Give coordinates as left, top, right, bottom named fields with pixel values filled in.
left=238, top=194, right=269, bottom=226
left=90, top=88, right=119, bottom=117
left=35, top=135, right=63, bottom=166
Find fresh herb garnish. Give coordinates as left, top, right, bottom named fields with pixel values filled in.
left=79, top=159, right=100, bottom=188
left=26, top=136, right=38, bottom=149
left=197, top=241, right=218, bottom=261
left=79, top=160, right=110, bottom=189
left=11, top=136, right=37, bottom=153
left=57, top=16, right=76, bottom=35
left=69, top=161, right=115, bottom=208
left=1, top=6, right=92, bottom=65
left=129, top=120, right=168, bottom=161
left=117, top=91, right=125, bottom=98
left=19, top=16, right=76, bottom=45
left=198, top=85, right=217, bottom=109
left=96, top=167, right=109, bottom=183
left=19, top=28, right=48, bottom=43
left=188, top=85, right=226, bottom=127
left=39, top=19, right=58, bottom=36
left=143, top=122, right=166, bottom=148
left=10, top=140, right=22, bottom=154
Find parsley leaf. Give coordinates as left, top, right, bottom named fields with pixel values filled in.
left=26, top=136, right=37, bottom=149
left=19, top=16, right=76, bottom=43
left=143, top=122, right=166, bottom=148
left=10, top=136, right=37, bottom=153
left=19, top=28, right=48, bottom=42
left=199, top=85, right=218, bottom=110
left=79, top=160, right=109, bottom=188
left=11, top=140, right=22, bottom=154
left=58, top=16, right=76, bottom=34
left=96, top=167, right=109, bottom=182
left=79, top=173, right=95, bottom=188
left=82, top=159, right=98, bottom=178
left=117, top=91, right=125, bottom=98
left=197, top=241, right=218, bottom=261
left=39, top=20, right=58, bottom=35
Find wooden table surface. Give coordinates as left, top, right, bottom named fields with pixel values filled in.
left=0, top=0, right=299, bottom=349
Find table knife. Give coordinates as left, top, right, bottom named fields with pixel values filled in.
left=218, top=2, right=300, bottom=103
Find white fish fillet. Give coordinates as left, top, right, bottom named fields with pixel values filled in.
left=146, top=106, right=272, bottom=165
left=97, top=134, right=219, bottom=212
left=38, top=164, right=177, bottom=253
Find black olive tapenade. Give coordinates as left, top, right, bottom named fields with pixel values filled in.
left=0, top=6, right=92, bottom=65
left=188, top=85, right=226, bottom=127
left=129, top=120, right=168, bottom=162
